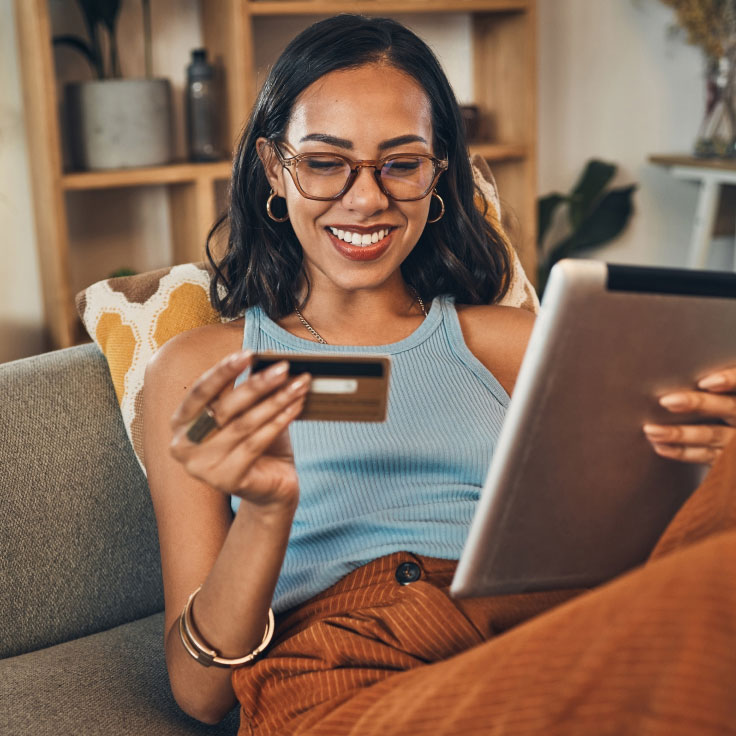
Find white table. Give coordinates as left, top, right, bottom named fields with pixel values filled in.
left=650, top=154, right=736, bottom=270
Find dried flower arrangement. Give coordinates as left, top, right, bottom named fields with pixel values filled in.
left=659, top=0, right=736, bottom=58
left=659, top=0, right=736, bottom=156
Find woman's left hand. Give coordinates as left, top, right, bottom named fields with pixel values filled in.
left=643, top=367, right=736, bottom=465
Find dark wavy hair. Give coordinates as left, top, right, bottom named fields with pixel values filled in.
left=206, top=14, right=512, bottom=319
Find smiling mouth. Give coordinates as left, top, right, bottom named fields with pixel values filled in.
left=327, top=226, right=394, bottom=247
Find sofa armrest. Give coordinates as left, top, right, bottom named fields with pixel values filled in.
left=1, top=613, right=239, bottom=735
left=0, top=344, right=163, bottom=658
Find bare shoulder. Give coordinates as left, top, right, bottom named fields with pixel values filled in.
left=146, top=318, right=245, bottom=394
left=455, top=304, right=535, bottom=396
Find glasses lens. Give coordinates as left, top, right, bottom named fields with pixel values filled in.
left=294, top=155, right=351, bottom=199
left=380, top=156, right=436, bottom=200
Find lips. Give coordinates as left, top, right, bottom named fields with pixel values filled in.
left=325, top=225, right=396, bottom=262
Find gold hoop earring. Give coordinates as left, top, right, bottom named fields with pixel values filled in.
left=266, top=189, right=289, bottom=222
left=427, top=190, right=445, bottom=224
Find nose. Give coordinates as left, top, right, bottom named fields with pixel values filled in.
left=341, top=165, right=389, bottom=215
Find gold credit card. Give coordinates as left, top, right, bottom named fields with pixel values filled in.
left=251, top=352, right=391, bottom=422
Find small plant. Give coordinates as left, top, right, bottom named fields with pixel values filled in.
left=537, top=160, right=636, bottom=295
left=108, top=267, right=138, bottom=278
left=53, top=0, right=153, bottom=80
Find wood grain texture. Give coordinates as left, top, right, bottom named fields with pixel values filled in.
left=18, top=0, right=539, bottom=348
left=169, top=178, right=218, bottom=265
left=649, top=154, right=736, bottom=172
left=14, top=0, right=75, bottom=348
left=62, top=161, right=232, bottom=191
left=246, top=0, right=529, bottom=14
left=473, top=3, right=537, bottom=279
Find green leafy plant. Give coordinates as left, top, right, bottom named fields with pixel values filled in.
left=53, top=0, right=153, bottom=80
left=537, top=160, right=637, bottom=295
left=108, top=267, right=137, bottom=278
left=53, top=0, right=123, bottom=79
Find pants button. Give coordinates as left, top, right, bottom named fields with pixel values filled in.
left=395, top=561, right=421, bottom=585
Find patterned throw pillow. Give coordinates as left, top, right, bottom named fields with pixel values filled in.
left=76, top=158, right=539, bottom=474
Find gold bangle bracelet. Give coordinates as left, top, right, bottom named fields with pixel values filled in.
left=178, top=585, right=275, bottom=669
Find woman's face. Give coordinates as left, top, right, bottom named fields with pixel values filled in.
left=260, top=63, right=436, bottom=297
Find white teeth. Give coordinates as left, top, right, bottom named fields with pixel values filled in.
left=328, top=227, right=389, bottom=246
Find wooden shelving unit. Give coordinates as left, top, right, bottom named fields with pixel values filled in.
left=16, top=0, right=537, bottom=349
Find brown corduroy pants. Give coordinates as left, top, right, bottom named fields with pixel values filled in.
left=231, top=441, right=736, bottom=735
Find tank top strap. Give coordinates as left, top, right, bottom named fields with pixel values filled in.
left=439, top=298, right=510, bottom=407
left=243, top=304, right=262, bottom=353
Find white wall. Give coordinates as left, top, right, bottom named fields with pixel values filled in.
left=538, top=0, right=731, bottom=269
left=0, top=0, right=727, bottom=363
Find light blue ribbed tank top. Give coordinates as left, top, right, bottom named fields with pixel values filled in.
left=232, top=295, right=509, bottom=613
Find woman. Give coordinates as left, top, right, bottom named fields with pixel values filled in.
left=143, top=15, right=736, bottom=734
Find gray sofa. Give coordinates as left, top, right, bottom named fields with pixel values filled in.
left=1, top=344, right=239, bottom=735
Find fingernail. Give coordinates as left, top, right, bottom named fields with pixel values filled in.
left=659, top=394, right=689, bottom=410
left=653, top=443, right=678, bottom=457
left=228, top=350, right=251, bottom=366
left=698, top=374, right=727, bottom=390
left=288, top=374, right=311, bottom=392
left=643, top=424, right=670, bottom=440
left=264, top=361, right=289, bottom=379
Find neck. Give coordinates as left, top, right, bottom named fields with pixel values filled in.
left=284, top=275, right=428, bottom=346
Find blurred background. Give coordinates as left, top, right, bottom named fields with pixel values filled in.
left=1, top=0, right=732, bottom=363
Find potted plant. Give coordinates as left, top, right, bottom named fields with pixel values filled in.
left=55, top=0, right=173, bottom=170
left=537, top=160, right=637, bottom=295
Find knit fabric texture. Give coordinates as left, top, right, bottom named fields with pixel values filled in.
left=233, top=295, right=509, bottom=613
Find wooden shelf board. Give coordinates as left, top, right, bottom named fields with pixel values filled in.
left=246, top=0, right=528, bottom=16
left=649, top=154, right=736, bottom=172
left=61, top=161, right=233, bottom=191
left=469, top=143, right=527, bottom=161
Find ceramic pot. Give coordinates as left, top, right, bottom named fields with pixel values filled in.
left=65, top=78, right=174, bottom=170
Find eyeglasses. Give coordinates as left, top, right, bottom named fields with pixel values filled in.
left=271, top=142, right=448, bottom=202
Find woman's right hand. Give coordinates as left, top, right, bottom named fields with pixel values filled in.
left=169, top=351, right=310, bottom=510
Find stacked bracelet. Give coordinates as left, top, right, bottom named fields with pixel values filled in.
left=178, top=586, right=275, bottom=669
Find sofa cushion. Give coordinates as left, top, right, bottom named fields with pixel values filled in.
left=1, top=612, right=239, bottom=735
left=74, top=156, right=540, bottom=475
left=75, top=261, right=230, bottom=473
left=0, top=344, right=162, bottom=658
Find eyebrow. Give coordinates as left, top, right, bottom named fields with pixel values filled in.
left=298, top=133, right=428, bottom=151
left=299, top=134, right=353, bottom=149
left=378, top=135, right=428, bottom=151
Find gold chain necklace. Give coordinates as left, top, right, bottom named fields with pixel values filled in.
left=293, top=288, right=428, bottom=345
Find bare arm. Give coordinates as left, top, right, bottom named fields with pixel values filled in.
left=457, top=304, right=536, bottom=396
left=142, top=326, right=309, bottom=724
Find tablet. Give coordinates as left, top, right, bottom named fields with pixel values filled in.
left=450, top=259, right=736, bottom=598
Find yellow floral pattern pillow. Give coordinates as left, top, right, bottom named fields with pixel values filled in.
left=75, top=262, right=230, bottom=472
left=76, top=158, right=539, bottom=475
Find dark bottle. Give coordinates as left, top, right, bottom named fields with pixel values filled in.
left=186, top=49, right=220, bottom=161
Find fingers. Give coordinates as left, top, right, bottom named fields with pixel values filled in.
left=643, top=423, right=736, bottom=466
left=206, top=373, right=311, bottom=453
left=643, top=423, right=734, bottom=448
left=229, top=396, right=307, bottom=469
left=170, top=350, right=254, bottom=430
left=697, top=366, right=736, bottom=392
left=658, top=390, right=736, bottom=425
left=208, top=361, right=294, bottom=430
left=649, top=443, right=724, bottom=465
left=181, top=384, right=309, bottom=489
